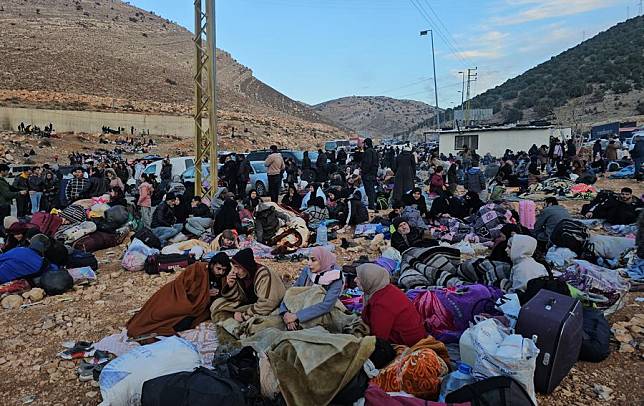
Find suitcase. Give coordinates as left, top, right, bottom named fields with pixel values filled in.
left=515, top=290, right=582, bottom=394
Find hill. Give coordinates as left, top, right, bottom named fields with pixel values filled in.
left=314, top=96, right=437, bottom=138
left=466, top=16, right=644, bottom=128
left=0, top=0, right=347, bottom=147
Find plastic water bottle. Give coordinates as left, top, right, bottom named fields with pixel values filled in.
left=316, top=220, right=328, bottom=245
left=438, top=362, right=475, bottom=401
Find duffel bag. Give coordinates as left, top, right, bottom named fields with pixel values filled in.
left=39, top=270, right=74, bottom=295
left=67, top=250, right=98, bottom=271
left=580, top=308, right=611, bottom=362
left=72, top=231, right=120, bottom=253
left=445, top=376, right=534, bottom=406
left=133, top=227, right=162, bottom=249
left=141, top=366, right=245, bottom=406
left=29, top=212, right=63, bottom=237
left=158, top=253, right=195, bottom=273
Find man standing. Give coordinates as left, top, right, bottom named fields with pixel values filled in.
left=65, top=167, right=89, bottom=205
left=0, top=164, right=19, bottom=230
left=463, top=159, right=486, bottom=199
left=631, top=135, right=644, bottom=181
left=361, top=138, right=379, bottom=210
left=28, top=166, right=44, bottom=214
left=13, top=168, right=30, bottom=218
left=264, top=145, right=285, bottom=203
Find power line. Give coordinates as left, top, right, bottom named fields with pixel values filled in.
left=419, top=0, right=475, bottom=66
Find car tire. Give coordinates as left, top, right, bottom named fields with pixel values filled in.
left=256, top=181, right=266, bottom=196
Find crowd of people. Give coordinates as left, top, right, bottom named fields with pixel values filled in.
left=0, top=132, right=641, bottom=405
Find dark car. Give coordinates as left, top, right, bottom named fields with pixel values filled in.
left=245, top=149, right=319, bottom=168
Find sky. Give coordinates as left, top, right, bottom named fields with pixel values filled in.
left=129, top=0, right=639, bottom=108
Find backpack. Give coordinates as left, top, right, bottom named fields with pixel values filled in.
left=445, top=376, right=535, bottom=406
left=45, top=239, right=69, bottom=266
left=549, top=219, right=589, bottom=256
left=580, top=308, right=611, bottom=362
left=29, top=212, right=63, bottom=237
left=67, top=250, right=98, bottom=271
left=39, top=269, right=74, bottom=296
left=141, top=366, right=245, bottom=406
left=133, top=227, right=162, bottom=249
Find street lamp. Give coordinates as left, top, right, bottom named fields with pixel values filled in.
left=420, top=30, right=439, bottom=130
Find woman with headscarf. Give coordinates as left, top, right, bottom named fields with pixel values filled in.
left=407, top=187, right=428, bottom=217
left=446, top=162, right=458, bottom=194
left=126, top=253, right=232, bottom=339
left=243, top=189, right=261, bottom=212
left=212, top=197, right=241, bottom=235
left=279, top=246, right=343, bottom=330
left=390, top=217, right=437, bottom=253
left=393, top=146, right=416, bottom=205
left=357, top=264, right=426, bottom=346
left=211, top=248, right=286, bottom=322
left=427, top=190, right=465, bottom=221
left=105, top=169, right=124, bottom=191
left=462, top=190, right=484, bottom=217
left=281, top=184, right=303, bottom=211
left=527, top=158, right=541, bottom=187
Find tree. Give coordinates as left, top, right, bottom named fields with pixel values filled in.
left=503, top=108, right=523, bottom=123
left=534, top=99, right=554, bottom=118
left=637, top=100, right=644, bottom=115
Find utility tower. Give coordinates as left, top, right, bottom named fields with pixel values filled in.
left=464, top=67, right=477, bottom=124
left=193, top=0, right=218, bottom=197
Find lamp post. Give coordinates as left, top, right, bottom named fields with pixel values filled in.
left=420, top=29, right=440, bottom=130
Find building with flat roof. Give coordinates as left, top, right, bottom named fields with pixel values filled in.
left=438, top=125, right=572, bottom=157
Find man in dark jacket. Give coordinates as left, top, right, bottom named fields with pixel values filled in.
left=65, top=167, right=90, bottom=205
left=315, top=149, right=328, bottom=183
left=463, top=160, right=486, bottom=197
left=237, top=155, right=252, bottom=200
left=631, top=135, right=644, bottom=181
left=360, top=138, right=379, bottom=210
left=336, top=148, right=347, bottom=166
left=13, top=169, right=31, bottom=218
left=151, top=192, right=182, bottom=245
left=533, top=197, right=571, bottom=243
left=0, top=164, right=19, bottom=230
left=583, top=187, right=643, bottom=225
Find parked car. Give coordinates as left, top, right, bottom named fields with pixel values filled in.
left=324, top=139, right=351, bottom=152
left=179, top=161, right=285, bottom=196
left=144, top=156, right=195, bottom=181
left=245, top=149, right=321, bottom=168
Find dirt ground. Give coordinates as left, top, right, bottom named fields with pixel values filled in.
left=0, top=179, right=643, bottom=405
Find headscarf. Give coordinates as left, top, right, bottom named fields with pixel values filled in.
left=310, top=246, right=337, bottom=274
left=357, top=264, right=390, bottom=304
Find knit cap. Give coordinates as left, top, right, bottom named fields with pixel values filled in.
left=60, top=205, right=87, bottom=224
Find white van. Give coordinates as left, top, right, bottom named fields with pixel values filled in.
left=143, top=157, right=195, bottom=181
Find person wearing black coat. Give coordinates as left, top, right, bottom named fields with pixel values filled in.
left=237, top=156, right=252, bottom=200
left=281, top=184, right=303, bottom=211
left=390, top=217, right=437, bottom=253
left=592, top=140, right=603, bottom=159
left=151, top=193, right=182, bottom=245
left=392, top=148, right=416, bottom=204
left=360, top=138, right=379, bottom=210
left=212, top=198, right=241, bottom=235
left=336, top=148, right=347, bottom=166
left=316, top=150, right=328, bottom=183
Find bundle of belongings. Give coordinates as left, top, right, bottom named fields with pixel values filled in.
left=519, top=177, right=598, bottom=201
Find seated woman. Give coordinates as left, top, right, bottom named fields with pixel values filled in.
left=462, top=191, right=484, bottom=217
left=281, top=184, right=303, bottom=212
left=427, top=190, right=464, bottom=221
left=211, top=248, right=286, bottom=322
left=357, top=264, right=426, bottom=346
left=125, top=253, right=231, bottom=339
left=300, top=183, right=327, bottom=211
left=346, top=190, right=369, bottom=226
left=428, top=166, right=446, bottom=195
left=243, top=189, right=261, bottom=212
left=303, top=196, right=330, bottom=230
left=507, top=234, right=548, bottom=292
left=407, top=187, right=428, bottom=217
left=1, top=220, right=31, bottom=252
left=391, top=217, right=437, bottom=253
left=212, top=197, right=241, bottom=235
left=185, top=195, right=214, bottom=236
left=279, top=246, right=343, bottom=330
left=488, top=224, right=521, bottom=263
left=107, top=186, right=127, bottom=207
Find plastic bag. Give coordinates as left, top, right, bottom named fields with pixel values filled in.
left=122, top=251, right=148, bottom=272
left=468, top=318, right=539, bottom=405
left=496, top=294, right=521, bottom=329
left=545, top=246, right=577, bottom=268
left=99, top=336, right=201, bottom=406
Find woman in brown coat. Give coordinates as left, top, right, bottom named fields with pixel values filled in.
left=605, top=138, right=620, bottom=161
left=126, top=253, right=231, bottom=339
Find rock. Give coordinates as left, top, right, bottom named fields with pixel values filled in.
left=85, top=391, right=98, bottom=398
left=22, top=288, right=46, bottom=302
left=593, top=384, right=614, bottom=401
left=2, top=295, right=23, bottom=309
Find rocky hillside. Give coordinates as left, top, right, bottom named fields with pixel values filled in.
left=0, top=0, right=340, bottom=133
left=314, top=96, right=437, bottom=138
left=466, top=16, right=644, bottom=127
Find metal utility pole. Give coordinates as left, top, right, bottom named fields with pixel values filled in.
left=465, top=67, right=477, bottom=124
left=420, top=30, right=440, bottom=130
left=193, top=0, right=218, bottom=197
left=458, top=71, right=465, bottom=125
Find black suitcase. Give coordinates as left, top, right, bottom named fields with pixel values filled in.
left=515, top=290, right=582, bottom=394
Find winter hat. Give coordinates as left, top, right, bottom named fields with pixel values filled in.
left=392, top=216, right=407, bottom=230
left=7, top=222, right=28, bottom=235
left=30, top=234, right=51, bottom=255
left=3, top=216, right=19, bottom=230
left=165, top=192, right=177, bottom=201
left=60, top=205, right=87, bottom=224
left=232, top=248, right=258, bottom=276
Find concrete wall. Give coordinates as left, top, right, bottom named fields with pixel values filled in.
left=439, top=127, right=572, bottom=157
left=0, top=106, right=195, bottom=136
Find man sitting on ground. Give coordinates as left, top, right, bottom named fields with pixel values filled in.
left=151, top=192, right=182, bottom=245
left=533, top=197, right=572, bottom=243
left=583, top=187, right=643, bottom=225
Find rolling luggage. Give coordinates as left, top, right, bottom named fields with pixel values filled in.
left=515, top=290, right=582, bottom=394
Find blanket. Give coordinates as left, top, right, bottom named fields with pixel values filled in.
left=254, top=327, right=376, bottom=406
left=371, top=337, right=450, bottom=400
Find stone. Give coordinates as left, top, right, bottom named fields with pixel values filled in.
left=2, top=295, right=23, bottom=309
left=85, top=391, right=98, bottom=398
left=593, top=384, right=614, bottom=401
left=22, top=288, right=46, bottom=302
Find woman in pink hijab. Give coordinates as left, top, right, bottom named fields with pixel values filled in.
left=279, top=246, right=343, bottom=330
